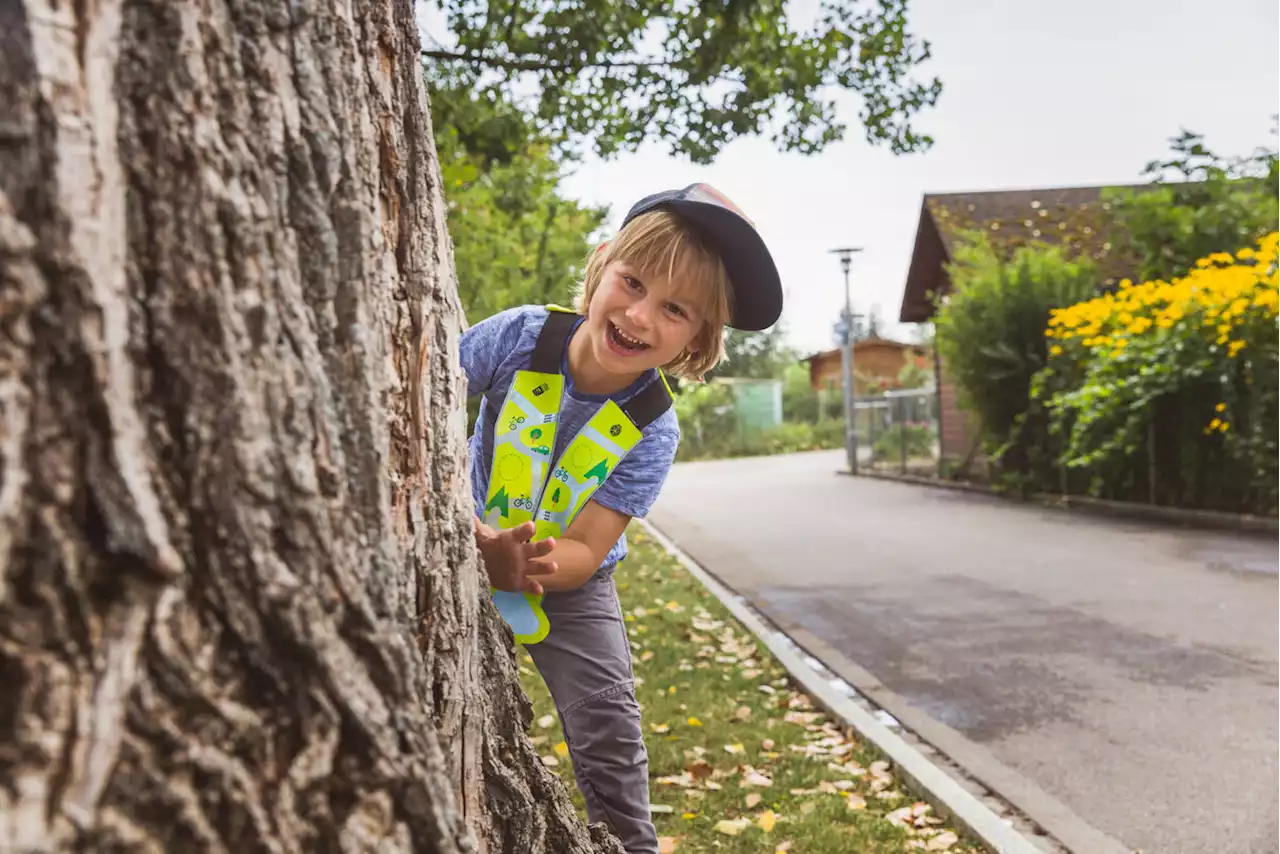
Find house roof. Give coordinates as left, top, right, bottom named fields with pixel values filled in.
left=803, top=337, right=921, bottom=363
left=897, top=183, right=1147, bottom=323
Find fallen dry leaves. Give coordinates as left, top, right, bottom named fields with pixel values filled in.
left=712, top=817, right=751, bottom=836
left=928, top=831, right=960, bottom=850
left=688, top=759, right=714, bottom=781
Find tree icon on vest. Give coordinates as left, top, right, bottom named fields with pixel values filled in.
left=585, top=459, right=609, bottom=484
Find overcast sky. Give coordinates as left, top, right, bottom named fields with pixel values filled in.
left=418, top=0, right=1279, bottom=355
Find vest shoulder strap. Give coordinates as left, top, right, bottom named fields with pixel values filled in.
left=530, top=308, right=579, bottom=374
left=622, top=374, right=674, bottom=430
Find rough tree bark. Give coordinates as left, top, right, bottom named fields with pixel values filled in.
left=0, top=2, right=621, bottom=852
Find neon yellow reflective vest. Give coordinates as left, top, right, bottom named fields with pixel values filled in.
left=482, top=307, right=673, bottom=644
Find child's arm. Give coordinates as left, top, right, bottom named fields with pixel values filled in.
left=536, top=500, right=631, bottom=592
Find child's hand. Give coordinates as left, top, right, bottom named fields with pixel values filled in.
left=474, top=518, right=558, bottom=595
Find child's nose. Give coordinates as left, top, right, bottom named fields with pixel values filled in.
left=626, top=298, right=657, bottom=328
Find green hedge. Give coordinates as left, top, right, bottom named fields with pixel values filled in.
left=871, top=423, right=934, bottom=462
left=676, top=420, right=844, bottom=462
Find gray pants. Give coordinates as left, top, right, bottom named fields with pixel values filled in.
left=527, top=570, right=657, bottom=854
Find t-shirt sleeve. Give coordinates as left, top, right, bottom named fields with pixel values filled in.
left=459, top=306, right=535, bottom=397
left=591, top=422, right=680, bottom=519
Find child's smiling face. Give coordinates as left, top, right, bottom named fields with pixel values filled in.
left=580, top=259, right=706, bottom=378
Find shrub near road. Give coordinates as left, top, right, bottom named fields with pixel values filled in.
left=1041, top=232, right=1279, bottom=513
left=519, top=528, right=981, bottom=854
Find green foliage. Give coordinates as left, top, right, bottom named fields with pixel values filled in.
left=871, top=422, right=933, bottom=461
left=782, top=362, right=815, bottom=422
left=434, top=88, right=607, bottom=324
left=422, top=0, right=942, bottom=164
left=782, top=362, right=818, bottom=423
left=895, top=357, right=931, bottom=390
left=780, top=361, right=846, bottom=423
left=674, top=382, right=739, bottom=451
left=1105, top=127, right=1279, bottom=282
left=674, top=371, right=843, bottom=461
left=710, top=327, right=796, bottom=380
left=932, top=235, right=1098, bottom=490
left=431, top=83, right=541, bottom=169
left=676, top=419, right=845, bottom=462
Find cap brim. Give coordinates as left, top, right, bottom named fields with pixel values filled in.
left=624, top=195, right=783, bottom=332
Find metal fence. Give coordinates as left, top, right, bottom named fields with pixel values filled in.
left=852, top=386, right=940, bottom=475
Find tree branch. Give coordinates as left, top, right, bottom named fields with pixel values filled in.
left=422, top=48, right=668, bottom=73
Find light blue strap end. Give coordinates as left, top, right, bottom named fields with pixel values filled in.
left=492, top=590, right=541, bottom=637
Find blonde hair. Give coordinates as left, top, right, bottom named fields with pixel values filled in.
left=574, top=210, right=732, bottom=381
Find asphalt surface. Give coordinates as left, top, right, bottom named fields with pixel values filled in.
left=648, top=450, right=1278, bottom=854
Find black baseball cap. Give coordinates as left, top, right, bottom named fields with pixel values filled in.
left=621, top=183, right=783, bottom=332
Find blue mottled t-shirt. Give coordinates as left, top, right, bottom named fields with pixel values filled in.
left=460, top=305, right=681, bottom=572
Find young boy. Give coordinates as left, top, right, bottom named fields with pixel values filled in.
left=459, top=184, right=781, bottom=854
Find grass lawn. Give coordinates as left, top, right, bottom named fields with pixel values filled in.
left=518, top=526, right=983, bottom=854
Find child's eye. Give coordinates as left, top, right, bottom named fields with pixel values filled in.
left=666, top=302, right=687, bottom=318
left=623, top=276, right=643, bottom=292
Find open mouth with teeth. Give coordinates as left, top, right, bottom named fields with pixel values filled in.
left=606, top=321, right=650, bottom=355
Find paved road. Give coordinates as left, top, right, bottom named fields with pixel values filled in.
left=649, top=450, right=1278, bottom=854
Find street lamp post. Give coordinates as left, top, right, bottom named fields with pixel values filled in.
left=830, top=247, right=863, bottom=475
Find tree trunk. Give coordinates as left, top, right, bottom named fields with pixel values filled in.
left=0, top=2, right=621, bottom=853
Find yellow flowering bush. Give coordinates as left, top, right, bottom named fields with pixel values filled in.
left=1036, top=233, right=1278, bottom=511
left=1047, top=233, right=1278, bottom=361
